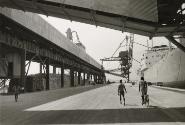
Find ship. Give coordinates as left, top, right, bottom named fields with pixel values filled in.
left=140, top=38, right=185, bottom=89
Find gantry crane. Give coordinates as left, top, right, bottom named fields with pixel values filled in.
left=100, top=34, right=134, bottom=82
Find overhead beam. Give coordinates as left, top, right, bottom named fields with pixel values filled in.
left=121, top=17, right=127, bottom=33
left=1, top=0, right=185, bottom=37
left=150, top=26, right=159, bottom=39
left=168, top=23, right=185, bottom=37
left=8, top=0, right=25, bottom=12
left=60, top=5, right=72, bottom=22
left=32, top=0, right=48, bottom=16
left=0, top=1, right=5, bottom=7
left=90, top=9, right=97, bottom=27
left=166, top=36, right=185, bottom=53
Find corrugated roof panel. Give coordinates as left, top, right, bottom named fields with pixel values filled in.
left=1, top=0, right=184, bottom=37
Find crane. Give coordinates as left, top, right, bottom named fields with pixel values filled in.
left=100, top=34, right=134, bottom=82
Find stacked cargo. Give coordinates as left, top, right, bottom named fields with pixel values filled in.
left=26, top=74, right=46, bottom=92
left=26, top=74, right=86, bottom=91
left=8, top=73, right=90, bottom=92
left=49, top=74, right=61, bottom=90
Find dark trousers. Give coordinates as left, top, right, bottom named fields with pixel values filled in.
left=141, top=91, right=147, bottom=104
left=15, top=93, right=18, bottom=102
left=142, top=95, right=144, bottom=104
left=120, top=92, right=125, bottom=102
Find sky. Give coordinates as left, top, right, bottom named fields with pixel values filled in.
left=28, top=14, right=170, bottom=81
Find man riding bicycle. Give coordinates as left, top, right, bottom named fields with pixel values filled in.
left=139, top=77, right=148, bottom=105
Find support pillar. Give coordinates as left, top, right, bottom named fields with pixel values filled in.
left=78, top=71, right=81, bottom=85
left=70, top=69, right=74, bottom=87
left=102, top=75, right=104, bottom=84
left=103, top=75, right=106, bottom=84
left=166, top=36, right=185, bottom=53
left=94, top=75, right=97, bottom=83
left=46, top=59, right=50, bottom=90
left=40, top=63, right=42, bottom=74
left=97, top=76, right=100, bottom=84
left=128, top=68, right=130, bottom=82
left=98, top=76, right=101, bottom=84
left=98, top=75, right=101, bottom=84
left=61, top=66, right=64, bottom=88
left=83, top=72, right=86, bottom=85
left=0, top=44, right=1, bottom=53
left=93, top=75, right=95, bottom=83
left=21, top=50, right=26, bottom=92
left=87, top=73, right=90, bottom=84
left=90, top=75, right=92, bottom=80
left=96, top=75, right=98, bottom=83
left=101, top=75, right=103, bottom=84
left=53, top=66, right=56, bottom=74
left=74, top=71, right=77, bottom=76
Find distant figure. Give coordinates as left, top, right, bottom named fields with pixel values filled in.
left=107, top=80, right=110, bottom=84
left=118, top=80, right=127, bottom=105
left=139, top=77, right=148, bottom=105
left=13, top=84, right=19, bottom=102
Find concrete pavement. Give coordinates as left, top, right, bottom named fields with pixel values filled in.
left=1, top=83, right=185, bottom=125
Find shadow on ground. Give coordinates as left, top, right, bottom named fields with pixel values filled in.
left=16, top=106, right=185, bottom=124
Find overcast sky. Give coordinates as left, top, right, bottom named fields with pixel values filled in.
left=28, top=14, right=170, bottom=81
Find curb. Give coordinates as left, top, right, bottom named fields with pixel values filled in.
left=151, top=85, right=185, bottom=94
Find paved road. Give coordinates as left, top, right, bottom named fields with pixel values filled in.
left=1, top=83, right=185, bottom=125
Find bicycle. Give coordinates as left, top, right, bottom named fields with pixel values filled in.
left=143, top=94, right=149, bottom=106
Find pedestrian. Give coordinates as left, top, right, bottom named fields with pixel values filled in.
left=139, top=77, right=148, bottom=105
left=13, top=83, right=19, bottom=102
left=118, top=79, right=127, bottom=105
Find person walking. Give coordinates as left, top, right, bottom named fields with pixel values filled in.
left=13, top=84, right=19, bottom=102
left=118, top=80, right=127, bottom=105
left=139, top=77, right=148, bottom=105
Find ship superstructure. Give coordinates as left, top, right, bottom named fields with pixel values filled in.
left=141, top=45, right=174, bottom=71
left=140, top=38, right=185, bottom=88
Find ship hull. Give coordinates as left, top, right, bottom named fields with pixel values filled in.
left=143, top=47, right=185, bottom=89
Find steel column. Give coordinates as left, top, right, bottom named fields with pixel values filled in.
left=40, top=63, right=42, bottom=74
left=21, top=50, right=26, bottom=92
left=99, top=75, right=102, bottom=84
left=53, top=66, right=56, bottom=74
left=46, top=59, right=50, bottom=90
left=83, top=72, right=86, bottom=85
left=97, top=76, right=100, bottom=84
left=90, top=74, right=92, bottom=80
left=96, top=75, right=98, bottom=84
left=61, top=66, right=64, bottom=88
left=78, top=71, right=81, bottom=85
left=70, top=69, right=74, bottom=87
left=87, top=73, right=90, bottom=84
left=94, top=75, right=97, bottom=83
